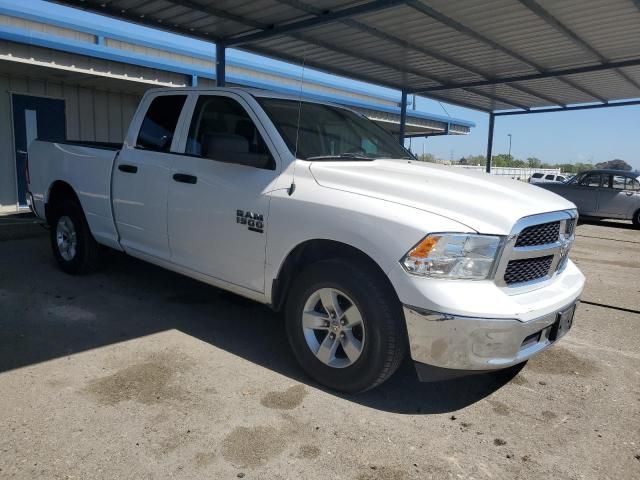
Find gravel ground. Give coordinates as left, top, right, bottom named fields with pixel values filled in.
left=0, top=216, right=638, bottom=479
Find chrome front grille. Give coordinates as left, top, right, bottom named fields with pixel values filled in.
left=504, top=255, right=554, bottom=284
left=495, top=210, right=578, bottom=289
left=515, top=221, right=560, bottom=247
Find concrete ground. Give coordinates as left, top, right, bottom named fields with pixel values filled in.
left=0, top=216, right=638, bottom=479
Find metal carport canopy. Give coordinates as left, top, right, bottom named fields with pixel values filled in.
left=53, top=0, right=640, bottom=156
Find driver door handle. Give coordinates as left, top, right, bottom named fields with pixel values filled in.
left=173, top=173, right=197, bottom=184
left=118, top=164, right=138, bottom=174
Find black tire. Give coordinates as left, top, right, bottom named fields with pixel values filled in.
left=285, top=258, right=406, bottom=393
left=49, top=199, right=101, bottom=274
left=633, top=209, right=640, bottom=228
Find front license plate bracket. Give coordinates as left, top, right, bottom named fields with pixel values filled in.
left=549, top=304, right=576, bottom=341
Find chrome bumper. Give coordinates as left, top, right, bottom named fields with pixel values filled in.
left=404, top=299, right=579, bottom=373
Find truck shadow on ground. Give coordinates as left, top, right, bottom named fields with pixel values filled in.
left=0, top=235, right=517, bottom=415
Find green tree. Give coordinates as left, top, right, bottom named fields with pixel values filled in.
left=527, top=157, right=541, bottom=168
left=594, top=159, right=632, bottom=171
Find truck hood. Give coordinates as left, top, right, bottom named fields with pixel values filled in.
left=309, top=159, right=576, bottom=234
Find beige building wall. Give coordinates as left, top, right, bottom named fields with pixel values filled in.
left=0, top=72, right=140, bottom=212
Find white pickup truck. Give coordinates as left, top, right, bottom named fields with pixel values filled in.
left=27, top=87, right=585, bottom=392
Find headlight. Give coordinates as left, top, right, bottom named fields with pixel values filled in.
left=401, top=234, right=502, bottom=279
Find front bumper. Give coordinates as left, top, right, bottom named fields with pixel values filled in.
left=404, top=298, right=580, bottom=377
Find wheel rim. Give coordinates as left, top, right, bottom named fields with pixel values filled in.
left=301, top=287, right=365, bottom=368
left=56, top=216, right=77, bottom=261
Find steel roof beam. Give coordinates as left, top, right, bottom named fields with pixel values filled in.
left=412, top=58, right=640, bottom=94
left=518, top=0, right=640, bottom=93
left=493, top=99, right=640, bottom=116
left=168, top=0, right=265, bottom=30
left=222, top=0, right=410, bottom=46
left=96, top=0, right=496, bottom=109
left=422, top=93, right=492, bottom=113
left=282, top=33, right=529, bottom=110
left=277, top=0, right=536, bottom=110
left=406, top=1, right=602, bottom=104
left=51, top=0, right=223, bottom=41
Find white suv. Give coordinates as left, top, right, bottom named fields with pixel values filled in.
left=529, top=173, right=568, bottom=184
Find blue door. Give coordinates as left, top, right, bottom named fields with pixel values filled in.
left=12, top=94, right=66, bottom=206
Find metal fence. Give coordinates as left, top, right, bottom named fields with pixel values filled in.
left=450, top=165, right=562, bottom=180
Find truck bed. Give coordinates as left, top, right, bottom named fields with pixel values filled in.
left=28, top=140, right=122, bottom=250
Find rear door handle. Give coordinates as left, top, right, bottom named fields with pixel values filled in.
left=173, top=173, right=197, bottom=184
left=118, top=164, right=138, bottom=174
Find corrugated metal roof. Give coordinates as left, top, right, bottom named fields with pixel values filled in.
left=51, top=0, right=640, bottom=112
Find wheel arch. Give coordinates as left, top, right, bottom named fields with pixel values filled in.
left=45, top=181, right=81, bottom=226
left=270, top=238, right=400, bottom=312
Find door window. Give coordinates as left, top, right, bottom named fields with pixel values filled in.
left=579, top=173, right=602, bottom=187
left=611, top=175, right=640, bottom=191
left=545, top=174, right=555, bottom=180
left=612, top=175, right=626, bottom=189
left=185, top=96, right=274, bottom=170
left=137, top=95, right=187, bottom=152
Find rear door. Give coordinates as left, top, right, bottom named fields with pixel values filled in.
left=11, top=94, right=66, bottom=206
left=597, top=174, right=640, bottom=219
left=112, top=93, right=188, bottom=260
left=167, top=93, right=280, bottom=292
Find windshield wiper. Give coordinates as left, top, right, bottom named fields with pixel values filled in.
left=306, top=153, right=374, bottom=161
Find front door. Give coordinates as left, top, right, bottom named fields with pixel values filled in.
left=597, top=174, right=640, bottom=218
left=167, top=94, right=279, bottom=293
left=565, top=172, right=602, bottom=216
left=12, top=94, right=65, bottom=206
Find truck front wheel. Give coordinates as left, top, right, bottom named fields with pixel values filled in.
left=50, top=200, right=101, bottom=274
left=285, top=258, right=406, bottom=393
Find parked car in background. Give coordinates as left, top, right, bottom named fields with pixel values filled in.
left=538, top=169, right=640, bottom=227
left=529, top=172, right=568, bottom=184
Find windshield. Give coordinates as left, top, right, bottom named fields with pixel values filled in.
left=257, top=98, right=413, bottom=161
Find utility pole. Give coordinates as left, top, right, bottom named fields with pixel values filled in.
left=508, top=133, right=512, bottom=160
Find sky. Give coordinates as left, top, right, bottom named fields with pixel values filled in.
left=410, top=97, right=640, bottom=169
left=8, top=0, right=640, bottom=171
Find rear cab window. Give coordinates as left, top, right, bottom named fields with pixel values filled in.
left=545, top=174, right=555, bottom=180
left=531, top=173, right=543, bottom=179
left=136, top=95, right=187, bottom=152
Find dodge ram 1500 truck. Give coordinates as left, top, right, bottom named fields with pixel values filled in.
left=27, top=87, right=585, bottom=392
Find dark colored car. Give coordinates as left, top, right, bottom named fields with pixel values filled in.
left=538, top=169, right=640, bottom=227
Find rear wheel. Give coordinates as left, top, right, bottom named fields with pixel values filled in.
left=50, top=200, right=101, bottom=274
left=633, top=209, right=640, bottom=228
left=285, top=258, right=406, bottom=393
